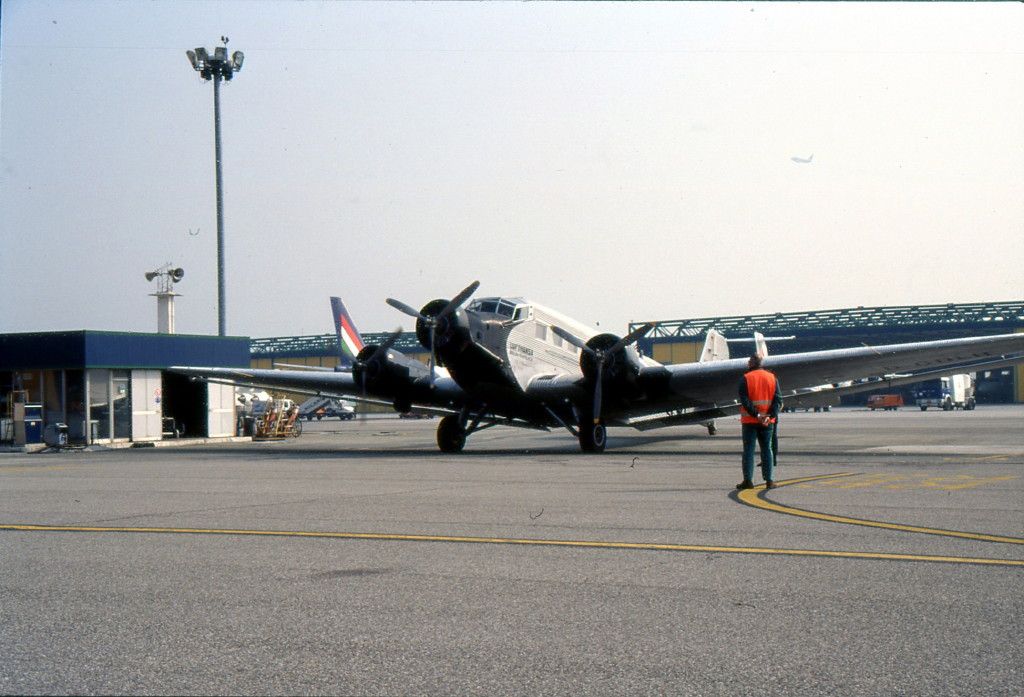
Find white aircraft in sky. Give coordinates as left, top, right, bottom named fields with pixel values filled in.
left=172, top=281, right=1024, bottom=453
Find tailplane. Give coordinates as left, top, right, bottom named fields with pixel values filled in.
left=331, top=297, right=365, bottom=367
left=699, top=329, right=730, bottom=363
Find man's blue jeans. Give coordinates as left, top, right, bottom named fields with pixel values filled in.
left=741, top=423, right=775, bottom=483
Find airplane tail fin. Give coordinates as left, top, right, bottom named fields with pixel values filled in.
left=331, top=297, right=365, bottom=367
left=699, top=329, right=730, bottom=363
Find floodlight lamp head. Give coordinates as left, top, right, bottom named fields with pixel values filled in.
left=214, top=46, right=228, bottom=61
left=195, top=47, right=209, bottom=62
left=186, top=50, right=198, bottom=69
left=231, top=51, right=244, bottom=71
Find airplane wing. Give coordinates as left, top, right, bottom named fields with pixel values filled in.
left=624, top=352, right=1024, bottom=430
left=625, top=333, right=1024, bottom=425
left=169, top=364, right=469, bottom=414
left=169, top=366, right=358, bottom=397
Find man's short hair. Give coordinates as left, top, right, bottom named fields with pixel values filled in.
left=748, top=353, right=763, bottom=369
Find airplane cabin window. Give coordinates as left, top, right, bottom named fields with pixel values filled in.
left=535, top=324, right=548, bottom=340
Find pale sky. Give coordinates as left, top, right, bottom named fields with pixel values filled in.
left=1, top=1, right=1021, bottom=338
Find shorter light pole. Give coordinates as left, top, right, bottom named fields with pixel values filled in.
left=186, top=41, right=244, bottom=336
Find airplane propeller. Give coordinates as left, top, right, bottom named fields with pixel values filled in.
left=386, top=280, right=480, bottom=382
left=551, top=322, right=655, bottom=423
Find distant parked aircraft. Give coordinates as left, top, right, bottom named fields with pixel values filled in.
left=791, top=154, right=814, bottom=164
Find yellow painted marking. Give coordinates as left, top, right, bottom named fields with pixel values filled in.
left=795, top=472, right=1018, bottom=492
left=0, top=465, right=70, bottom=473
left=738, top=474, right=1024, bottom=545
left=1, top=522, right=1022, bottom=567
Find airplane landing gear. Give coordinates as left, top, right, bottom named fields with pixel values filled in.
left=578, top=420, right=607, bottom=453
left=437, top=415, right=467, bottom=453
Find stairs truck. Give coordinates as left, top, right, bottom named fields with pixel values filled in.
left=915, top=374, right=976, bottom=411
left=298, top=396, right=355, bottom=421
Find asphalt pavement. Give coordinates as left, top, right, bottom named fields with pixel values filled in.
left=1, top=406, right=1022, bottom=695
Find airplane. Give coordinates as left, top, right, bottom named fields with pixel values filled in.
left=791, top=154, right=814, bottom=164
left=170, top=281, right=1024, bottom=453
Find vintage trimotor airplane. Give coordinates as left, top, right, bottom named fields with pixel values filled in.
left=171, top=282, right=1024, bottom=453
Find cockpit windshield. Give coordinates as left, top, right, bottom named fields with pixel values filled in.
left=469, top=297, right=527, bottom=320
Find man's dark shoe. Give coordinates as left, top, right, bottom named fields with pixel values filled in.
left=736, top=480, right=754, bottom=490
left=765, top=481, right=777, bottom=490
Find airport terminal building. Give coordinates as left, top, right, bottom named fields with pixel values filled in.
left=0, top=331, right=248, bottom=447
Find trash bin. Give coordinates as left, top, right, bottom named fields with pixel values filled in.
left=44, top=423, right=69, bottom=447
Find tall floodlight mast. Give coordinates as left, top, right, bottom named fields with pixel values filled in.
left=186, top=38, right=244, bottom=336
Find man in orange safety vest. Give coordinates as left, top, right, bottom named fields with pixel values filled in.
left=737, top=353, right=782, bottom=490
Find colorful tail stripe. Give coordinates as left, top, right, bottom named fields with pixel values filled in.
left=331, top=297, right=365, bottom=365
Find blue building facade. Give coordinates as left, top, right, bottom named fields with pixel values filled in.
left=0, top=331, right=249, bottom=446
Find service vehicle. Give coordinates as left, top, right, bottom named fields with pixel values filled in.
left=915, top=374, right=976, bottom=411
left=299, top=396, right=355, bottom=421
left=867, top=394, right=903, bottom=411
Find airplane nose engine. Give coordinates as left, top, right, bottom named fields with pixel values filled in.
left=414, top=299, right=471, bottom=365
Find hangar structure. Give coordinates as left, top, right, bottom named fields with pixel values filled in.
left=249, top=301, right=1024, bottom=405
left=250, top=332, right=427, bottom=369
left=0, top=331, right=249, bottom=447
left=632, top=301, right=1024, bottom=404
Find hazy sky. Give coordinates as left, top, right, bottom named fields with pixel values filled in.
left=2, top=1, right=1021, bottom=338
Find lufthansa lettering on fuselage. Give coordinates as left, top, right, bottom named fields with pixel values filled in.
left=510, top=343, right=534, bottom=357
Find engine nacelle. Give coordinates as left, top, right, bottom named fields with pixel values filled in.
left=579, top=333, right=643, bottom=389
left=414, top=299, right=471, bottom=366
left=352, top=344, right=429, bottom=396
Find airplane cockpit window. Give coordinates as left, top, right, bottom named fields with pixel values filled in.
left=470, top=298, right=525, bottom=319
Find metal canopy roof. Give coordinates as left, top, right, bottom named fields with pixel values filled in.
left=251, top=332, right=423, bottom=358
left=632, top=301, right=1024, bottom=339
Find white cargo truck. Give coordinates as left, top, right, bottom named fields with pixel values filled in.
left=915, top=374, right=976, bottom=411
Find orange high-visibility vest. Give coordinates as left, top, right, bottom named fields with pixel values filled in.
left=740, top=369, right=778, bottom=425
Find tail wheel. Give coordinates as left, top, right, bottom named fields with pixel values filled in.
left=437, top=415, right=466, bottom=453
left=579, top=420, right=607, bottom=453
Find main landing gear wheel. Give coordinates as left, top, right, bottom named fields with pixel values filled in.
left=437, top=415, right=467, bottom=453
left=578, top=420, right=607, bottom=453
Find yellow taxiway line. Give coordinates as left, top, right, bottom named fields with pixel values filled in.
left=2, top=521, right=1022, bottom=567
left=736, top=473, right=1024, bottom=545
